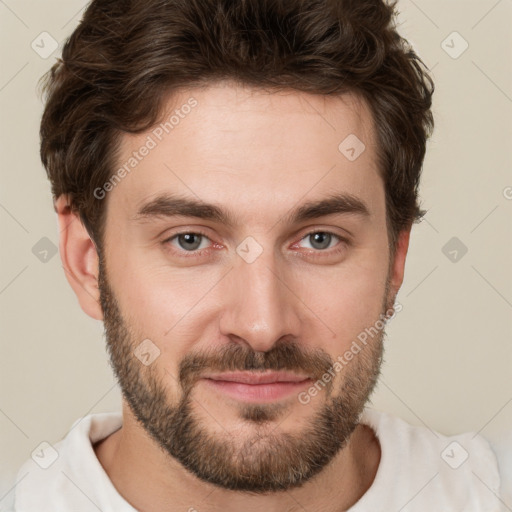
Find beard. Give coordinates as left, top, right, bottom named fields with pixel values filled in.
left=98, top=256, right=392, bottom=493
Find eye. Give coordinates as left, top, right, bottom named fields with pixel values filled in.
left=162, top=229, right=347, bottom=260
left=165, top=232, right=211, bottom=253
left=298, top=231, right=342, bottom=251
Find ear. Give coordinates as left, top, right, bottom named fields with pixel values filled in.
left=55, top=195, right=103, bottom=321
left=388, top=227, right=412, bottom=301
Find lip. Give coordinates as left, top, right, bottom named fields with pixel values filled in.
left=200, top=371, right=313, bottom=402
left=204, top=371, right=311, bottom=385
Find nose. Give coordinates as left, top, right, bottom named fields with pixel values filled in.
left=218, top=247, right=302, bottom=353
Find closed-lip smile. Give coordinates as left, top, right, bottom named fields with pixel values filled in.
left=200, top=371, right=313, bottom=403
left=203, top=371, right=311, bottom=385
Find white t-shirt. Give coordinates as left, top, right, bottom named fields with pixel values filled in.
left=10, top=408, right=509, bottom=511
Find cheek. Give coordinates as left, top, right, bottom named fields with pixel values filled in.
left=300, top=256, right=389, bottom=355
left=108, top=251, right=222, bottom=360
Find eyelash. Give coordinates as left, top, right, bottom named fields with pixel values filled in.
left=162, top=230, right=349, bottom=259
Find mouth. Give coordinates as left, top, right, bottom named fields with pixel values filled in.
left=200, top=371, right=313, bottom=403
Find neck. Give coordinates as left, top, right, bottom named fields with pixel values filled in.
left=94, top=404, right=380, bottom=512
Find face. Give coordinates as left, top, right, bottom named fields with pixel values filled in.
left=97, top=82, right=401, bottom=492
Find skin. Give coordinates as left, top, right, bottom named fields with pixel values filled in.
left=56, top=81, right=411, bottom=511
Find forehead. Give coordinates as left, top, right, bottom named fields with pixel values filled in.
left=109, top=82, right=383, bottom=223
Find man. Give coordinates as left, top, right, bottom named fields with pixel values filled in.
left=12, top=0, right=508, bottom=510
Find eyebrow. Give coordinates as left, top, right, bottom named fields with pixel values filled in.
left=133, top=192, right=370, bottom=227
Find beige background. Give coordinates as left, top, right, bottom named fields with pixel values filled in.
left=1, top=0, right=511, bottom=504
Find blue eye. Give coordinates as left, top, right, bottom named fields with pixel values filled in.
left=162, top=229, right=347, bottom=261
left=165, top=232, right=211, bottom=253
left=299, top=232, right=340, bottom=251
left=302, top=231, right=340, bottom=251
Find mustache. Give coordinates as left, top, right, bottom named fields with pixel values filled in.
left=178, top=340, right=334, bottom=393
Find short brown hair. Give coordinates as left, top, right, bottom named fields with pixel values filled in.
left=39, top=0, right=434, bottom=251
